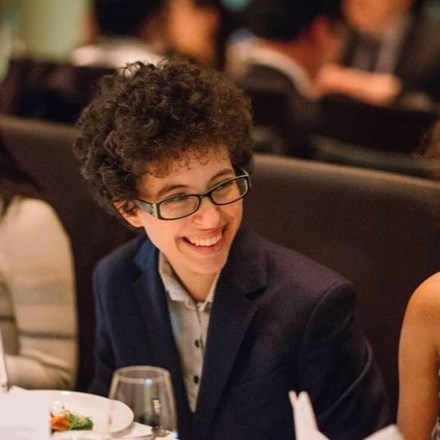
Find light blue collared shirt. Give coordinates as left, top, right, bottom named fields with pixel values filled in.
left=158, top=252, right=219, bottom=412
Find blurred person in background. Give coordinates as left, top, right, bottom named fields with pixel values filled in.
left=73, top=0, right=238, bottom=71
left=0, top=135, right=77, bottom=389
left=71, top=0, right=167, bottom=68
left=318, top=0, right=440, bottom=107
left=230, top=0, right=346, bottom=157
left=167, top=0, right=239, bottom=70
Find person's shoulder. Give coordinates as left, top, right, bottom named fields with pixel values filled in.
left=236, top=229, right=355, bottom=320
left=241, top=226, right=352, bottom=292
left=400, top=273, right=440, bottom=351
left=96, top=234, right=148, bottom=273
left=407, top=272, right=440, bottom=318
left=5, top=196, right=63, bottom=230
left=12, top=196, right=55, bottom=216
left=272, top=240, right=350, bottom=291
left=235, top=62, right=295, bottom=92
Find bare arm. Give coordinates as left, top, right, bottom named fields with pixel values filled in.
left=398, top=273, right=440, bottom=440
left=317, top=64, right=401, bottom=106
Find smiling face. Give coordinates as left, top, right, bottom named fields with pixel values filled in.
left=122, top=146, right=243, bottom=293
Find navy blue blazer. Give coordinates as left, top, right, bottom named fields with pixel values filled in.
left=89, top=225, right=391, bottom=440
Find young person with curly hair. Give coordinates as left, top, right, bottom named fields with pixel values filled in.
left=75, top=57, right=390, bottom=440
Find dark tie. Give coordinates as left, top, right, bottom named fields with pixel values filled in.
left=354, top=35, right=382, bottom=72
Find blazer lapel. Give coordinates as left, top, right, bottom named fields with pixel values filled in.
left=133, top=241, right=193, bottom=436
left=193, top=225, right=267, bottom=439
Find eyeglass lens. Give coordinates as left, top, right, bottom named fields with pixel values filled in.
left=159, top=176, right=248, bottom=219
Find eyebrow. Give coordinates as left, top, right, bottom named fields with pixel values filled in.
left=154, top=168, right=236, bottom=200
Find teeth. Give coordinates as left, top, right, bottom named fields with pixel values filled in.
left=189, top=233, right=222, bottom=247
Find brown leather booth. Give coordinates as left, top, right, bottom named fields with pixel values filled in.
left=0, top=58, right=113, bottom=124
left=316, top=94, right=439, bottom=155
left=245, top=153, right=440, bottom=418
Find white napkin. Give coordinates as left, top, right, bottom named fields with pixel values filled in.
left=289, top=391, right=329, bottom=440
left=0, top=392, right=50, bottom=439
left=289, top=391, right=403, bottom=440
left=364, top=425, right=403, bottom=440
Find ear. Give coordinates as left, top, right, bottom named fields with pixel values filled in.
left=308, top=17, right=333, bottom=45
left=113, top=201, right=144, bottom=228
left=308, top=16, right=344, bottom=64
left=403, top=0, right=414, bottom=10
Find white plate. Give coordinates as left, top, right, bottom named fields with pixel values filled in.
left=113, top=422, right=152, bottom=438
left=114, top=424, right=178, bottom=439
left=26, top=390, right=133, bottom=438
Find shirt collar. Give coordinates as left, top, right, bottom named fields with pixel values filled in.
left=158, top=251, right=218, bottom=310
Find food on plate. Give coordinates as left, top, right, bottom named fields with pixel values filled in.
left=50, top=400, right=94, bottom=432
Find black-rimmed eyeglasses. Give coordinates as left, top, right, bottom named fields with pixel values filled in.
left=134, top=170, right=250, bottom=220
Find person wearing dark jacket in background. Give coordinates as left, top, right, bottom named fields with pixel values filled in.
left=231, top=0, right=346, bottom=157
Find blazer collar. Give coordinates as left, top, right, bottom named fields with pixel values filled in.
left=193, top=224, right=268, bottom=438
left=132, top=224, right=268, bottom=439
left=133, top=223, right=267, bottom=295
left=133, top=240, right=193, bottom=437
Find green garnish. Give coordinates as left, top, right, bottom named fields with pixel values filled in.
left=66, top=411, right=94, bottom=430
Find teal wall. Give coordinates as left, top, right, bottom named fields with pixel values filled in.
left=0, top=0, right=15, bottom=79
left=2, top=0, right=89, bottom=61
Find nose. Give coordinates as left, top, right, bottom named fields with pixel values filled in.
left=192, top=197, right=221, bottom=226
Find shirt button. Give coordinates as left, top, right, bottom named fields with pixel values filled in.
left=194, top=339, right=200, bottom=348
left=193, top=375, right=199, bottom=384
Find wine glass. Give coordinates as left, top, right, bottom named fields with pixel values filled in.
left=109, top=366, right=178, bottom=439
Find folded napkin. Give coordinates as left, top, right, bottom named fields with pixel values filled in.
left=289, top=391, right=403, bottom=440
left=289, top=391, right=329, bottom=440
left=364, top=425, right=403, bottom=440
left=0, top=391, right=50, bottom=439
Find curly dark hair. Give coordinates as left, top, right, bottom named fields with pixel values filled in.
left=74, top=57, right=253, bottom=216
